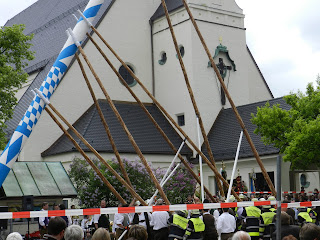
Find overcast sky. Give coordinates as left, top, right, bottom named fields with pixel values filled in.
left=1, top=0, right=319, bottom=98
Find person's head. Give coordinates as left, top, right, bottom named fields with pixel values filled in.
left=280, top=211, right=291, bottom=225
left=202, top=199, right=210, bottom=212
left=282, top=235, right=297, bottom=240
left=6, top=232, right=23, bottom=240
left=71, top=205, right=76, bottom=209
left=100, top=200, right=106, bottom=208
left=91, top=228, right=111, bottom=240
left=176, top=210, right=188, bottom=218
left=53, top=203, right=59, bottom=211
left=59, top=203, right=66, bottom=210
left=64, top=225, right=84, bottom=240
left=128, top=225, right=148, bottom=240
left=222, top=208, right=229, bottom=213
left=42, top=202, right=49, bottom=210
left=286, top=208, right=296, bottom=224
left=231, top=231, right=251, bottom=240
left=48, top=217, right=67, bottom=240
left=156, top=199, right=164, bottom=206
left=190, top=209, right=200, bottom=217
left=300, top=223, right=320, bottom=240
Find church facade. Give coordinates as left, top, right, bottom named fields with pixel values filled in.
left=4, top=0, right=312, bottom=197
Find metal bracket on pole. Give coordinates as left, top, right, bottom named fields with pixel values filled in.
left=72, top=14, right=79, bottom=22
left=78, top=10, right=93, bottom=27
left=67, top=28, right=81, bottom=47
left=34, top=88, right=50, bottom=105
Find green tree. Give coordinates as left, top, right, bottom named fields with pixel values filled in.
left=251, top=78, right=320, bottom=170
left=68, top=157, right=196, bottom=208
left=0, top=24, right=34, bottom=148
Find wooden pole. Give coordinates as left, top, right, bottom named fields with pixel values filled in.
left=36, top=90, right=147, bottom=205
left=86, top=33, right=216, bottom=203
left=180, top=0, right=276, bottom=196
left=160, top=0, right=225, bottom=197
left=44, top=107, right=126, bottom=205
left=86, top=27, right=240, bottom=202
left=75, top=53, right=133, bottom=190
left=72, top=39, right=170, bottom=205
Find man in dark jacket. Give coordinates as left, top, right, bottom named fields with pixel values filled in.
left=271, top=212, right=300, bottom=240
left=201, top=205, right=218, bottom=240
left=44, top=217, right=67, bottom=240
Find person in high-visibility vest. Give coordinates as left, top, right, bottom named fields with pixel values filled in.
left=168, top=210, right=189, bottom=240
left=182, top=210, right=205, bottom=240
left=307, top=208, right=317, bottom=224
left=241, top=198, right=261, bottom=240
left=259, top=204, right=276, bottom=240
left=298, top=207, right=313, bottom=225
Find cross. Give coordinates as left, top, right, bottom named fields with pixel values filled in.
left=216, top=58, right=232, bottom=105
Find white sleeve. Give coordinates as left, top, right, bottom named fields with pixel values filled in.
left=39, top=216, right=45, bottom=227
left=93, top=214, right=100, bottom=224
left=115, top=214, right=124, bottom=225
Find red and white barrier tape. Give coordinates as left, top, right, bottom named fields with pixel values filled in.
left=237, top=191, right=317, bottom=194
left=1, top=201, right=320, bottom=220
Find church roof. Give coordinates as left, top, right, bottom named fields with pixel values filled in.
left=42, top=100, right=193, bottom=157
left=4, top=0, right=115, bottom=137
left=201, top=97, right=291, bottom=161
left=150, top=0, right=183, bottom=21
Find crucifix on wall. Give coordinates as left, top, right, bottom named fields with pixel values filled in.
left=216, top=58, right=232, bottom=105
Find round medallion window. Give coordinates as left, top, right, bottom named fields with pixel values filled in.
left=118, top=64, right=137, bottom=87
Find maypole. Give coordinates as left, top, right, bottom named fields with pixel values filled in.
left=0, top=0, right=105, bottom=186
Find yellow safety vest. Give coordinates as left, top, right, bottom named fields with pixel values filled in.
left=261, top=212, right=276, bottom=226
left=298, top=212, right=313, bottom=223
left=307, top=208, right=317, bottom=223
left=246, top=206, right=261, bottom=217
left=173, top=214, right=189, bottom=230
left=190, top=218, right=205, bottom=232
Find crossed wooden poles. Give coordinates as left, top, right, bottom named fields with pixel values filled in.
left=36, top=1, right=276, bottom=206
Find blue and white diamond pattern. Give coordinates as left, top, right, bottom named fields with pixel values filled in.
left=0, top=0, right=105, bottom=187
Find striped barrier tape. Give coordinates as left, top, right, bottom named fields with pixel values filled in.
left=236, top=191, right=317, bottom=194
left=1, top=201, right=320, bottom=220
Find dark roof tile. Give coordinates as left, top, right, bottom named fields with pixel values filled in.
left=202, top=97, right=290, bottom=161
left=42, top=100, right=193, bottom=156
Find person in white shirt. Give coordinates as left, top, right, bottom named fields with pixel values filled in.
left=216, top=208, right=236, bottom=240
left=39, top=202, right=49, bottom=238
left=113, top=203, right=130, bottom=240
left=81, top=215, right=94, bottom=239
left=150, top=199, right=169, bottom=240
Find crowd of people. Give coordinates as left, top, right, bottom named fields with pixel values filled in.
left=6, top=191, right=320, bottom=240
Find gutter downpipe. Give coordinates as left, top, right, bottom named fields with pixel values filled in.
left=149, top=18, right=155, bottom=97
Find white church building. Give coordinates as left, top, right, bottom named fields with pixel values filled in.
left=3, top=0, right=318, bottom=199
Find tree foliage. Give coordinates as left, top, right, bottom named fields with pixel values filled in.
left=251, top=78, right=320, bottom=170
left=68, top=157, right=196, bottom=208
left=0, top=24, right=34, bottom=148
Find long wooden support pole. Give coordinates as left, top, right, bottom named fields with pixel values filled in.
left=180, top=0, right=276, bottom=196
left=86, top=33, right=216, bottom=203
left=86, top=26, right=241, bottom=201
left=160, top=0, right=224, bottom=197
left=41, top=98, right=147, bottom=206
left=43, top=106, right=126, bottom=205
left=75, top=53, right=133, bottom=190
left=68, top=30, right=170, bottom=205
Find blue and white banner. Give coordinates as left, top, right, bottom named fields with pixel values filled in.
left=0, top=0, right=105, bottom=186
